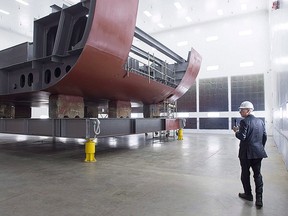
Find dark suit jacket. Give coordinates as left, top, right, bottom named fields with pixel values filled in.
left=235, top=114, right=268, bottom=159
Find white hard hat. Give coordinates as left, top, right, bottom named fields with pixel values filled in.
left=239, top=101, right=254, bottom=111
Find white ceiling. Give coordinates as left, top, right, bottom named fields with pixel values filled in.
left=137, top=0, right=269, bottom=34
left=0, top=0, right=269, bottom=39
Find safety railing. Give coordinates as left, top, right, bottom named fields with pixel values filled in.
left=124, top=55, right=177, bottom=88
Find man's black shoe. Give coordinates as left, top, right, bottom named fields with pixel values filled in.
left=238, top=193, right=253, bottom=201
left=255, top=196, right=263, bottom=208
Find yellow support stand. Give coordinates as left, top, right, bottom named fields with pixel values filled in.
left=177, top=128, right=183, bottom=140
left=84, top=138, right=97, bottom=162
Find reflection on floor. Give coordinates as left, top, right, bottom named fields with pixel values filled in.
left=0, top=132, right=287, bottom=216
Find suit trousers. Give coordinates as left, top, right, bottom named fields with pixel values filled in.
left=239, top=158, right=263, bottom=196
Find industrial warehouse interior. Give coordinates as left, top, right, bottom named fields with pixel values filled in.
left=0, top=0, right=288, bottom=216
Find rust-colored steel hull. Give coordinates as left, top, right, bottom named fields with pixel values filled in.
left=0, top=0, right=201, bottom=106
left=168, top=49, right=201, bottom=102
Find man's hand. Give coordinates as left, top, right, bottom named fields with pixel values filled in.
left=232, top=126, right=239, bottom=132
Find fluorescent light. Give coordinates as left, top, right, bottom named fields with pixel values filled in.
left=207, top=112, right=220, bottom=117
left=239, top=30, right=252, bottom=36
left=16, top=0, right=29, bottom=6
left=240, top=61, right=254, bottom=67
left=217, top=9, right=223, bottom=16
left=241, top=4, right=247, bottom=10
left=174, top=2, right=182, bottom=10
left=177, top=41, right=188, bottom=47
left=144, top=10, right=152, bottom=17
left=185, top=16, right=192, bottom=22
left=0, top=9, right=10, bottom=15
left=207, top=65, right=219, bottom=71
left=158, top=23, right=165, bottom=28
left=206, top=36, right=218, bottom=42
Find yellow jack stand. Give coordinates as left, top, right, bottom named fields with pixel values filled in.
left=177, top=128, right=183, bottom=140
left=84, top=138, right=96, bottom=162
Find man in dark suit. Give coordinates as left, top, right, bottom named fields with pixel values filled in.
left=233, top=101, right=267, bottom=208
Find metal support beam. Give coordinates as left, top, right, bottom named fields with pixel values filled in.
left=130, top=45, right=164, bottom=66
left=134, top=27, right=185, bottom=63
left=0, top=118, right=184, bottom=139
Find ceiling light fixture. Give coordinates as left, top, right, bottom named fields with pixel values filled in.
left=158, top=23, right=165, bottom=28
left=16, top=0, right=29, bottom=6
left=0, top=9, right=10, bottom=15
left=174, top=2, right=182, bottom=10
left=144, top=10, right=152, bottom=17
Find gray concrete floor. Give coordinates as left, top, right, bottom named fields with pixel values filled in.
left=0, top=132, right=287, bottom=216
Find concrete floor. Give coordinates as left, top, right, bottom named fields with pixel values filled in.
left=0, top=132, right=287, bottom=216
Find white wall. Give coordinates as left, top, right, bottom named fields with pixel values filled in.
left=0, top=28, right=32, bottom=50
left=269, top=0, right=288, bottom=169
left=151, top=11, right=270, bottom=77
left=148, top=10, right=272, bottom=134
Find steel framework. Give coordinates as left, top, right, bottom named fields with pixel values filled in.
left=0, top=118, right=184, bottom=138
